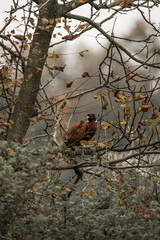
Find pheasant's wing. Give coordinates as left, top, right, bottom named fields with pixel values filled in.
left=65, top=121, right=88, bottom=144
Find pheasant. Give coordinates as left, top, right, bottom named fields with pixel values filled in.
left=65, top=114, right=97, bottom=146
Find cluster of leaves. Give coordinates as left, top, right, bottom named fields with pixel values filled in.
left=0, top=141, right=160, bottom=239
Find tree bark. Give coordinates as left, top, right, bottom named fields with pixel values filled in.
left=7, top=0, right=58, bottom=142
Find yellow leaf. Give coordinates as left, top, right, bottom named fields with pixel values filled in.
left=93, top=92, right=100, bottom=99
left=79, top=51, right=84, bottom=57
left=101, top=121, right=113, bottom=130
left=50, top=18, right=55, bottom=24
left=115, top=94, right=127, bottom=103
left=124, top=107, right=130, bottom=115
left=49, top=54, right=59, bottom=60
left=36, top=67, right=42, bottom=72
left=119, top=120, right=127, bottom=125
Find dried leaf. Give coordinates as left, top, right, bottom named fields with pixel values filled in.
left=114, top=75, right=119, bottom=80
left=112, top=128, right=117, bottom=135
left=45, top=63, right=55, bottom=70
left=101, top=121, right=113, bottom=130
left=79, top=51, right=84, bottom=57
left=46, top=25, right=54, bottom=29
left=41, top=18, right=49, bottom=24
left=139, top=120, right=148, bottom=126
left=120, top=0, right=133, bottom=8
left=124, top=106, right=130, bottom=115
left=24, top=44, right=28, bottom=51
left=98, top=142, right=106, bottom=148
left=79, top=50, right=88, bottom=57
left=49, top=211, right=56, bottom=215
left=102, top=96, right=108, bottom=110
left=151, top=112, right=160, bottom=120
left=85, top=191, right=92, bottom=195
left=82, top=72, right=90, bottom=78
left=34, top=42, right=40, bottom=46
left=134, top=93, right=147, bottom=102
left=13, top=34, right=26, bottom=41
left=119, top=120, right=127, bottom=125
left=49, top=54, right=59, bottom=60
left=72, top=3, right=76, bottom=8
left=66, top=81, right=73, bottom=88
left=27, top=33, right=32, bottom=40
left=53, top=65, right=66, bottom=71
left=76, top=192, right=83, bottom=196
left=93, top=92, right=100, bottom=99
left=62, top=34, right=80, bottom=41
left=115, top=94, right=127, bottom=103
left=138, top=105, right=152, bottom=112
left=50, top=18, right=55, bottom=24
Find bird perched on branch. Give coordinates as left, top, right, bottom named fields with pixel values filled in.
left=65, top=114, right=97, bottom=146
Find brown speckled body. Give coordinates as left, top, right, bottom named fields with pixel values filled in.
left=65, top=115, right=97, bottom=146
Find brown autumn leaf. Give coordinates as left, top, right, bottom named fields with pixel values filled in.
left=138, top=105, right=152, bottom=112
left=53, top=65, right=66, bottom=72
left=34, top=42, right=40, bottom=46
left=143, top=213, right=160, bottom=219
left=13, top=34, right=26, bottom=41
left=112, top=127, right=117, bottom=135
left=126, top=67, right=137, bottom=83
left=41, top=18, right=49, bottom=24
left=114, top=75, right=119, bottom=80
left=66, top=81, right=73, bottom=88
left=134, top=93, right=147, bottom=102
left=79, top=51, right=84, bottom=57
left=45, top=63, right=55, bottom=70
left=62, top=34, right=80, bottom=41
left=85, top=191, right=92, bottom=195
left=124, top=106, right=130, bottom=115
left=102, top=95, right=108, bottom=110
left=82, top=72, right=90, bottom=78
left=49, top=54, right=59, bottom=60
left=79, top=49, right=88, bottom=57
left=120, top=0, right=133, bottom=8
left=139, top=120, right=148, bottom=126
left=151, top=112, right=160, bottom=120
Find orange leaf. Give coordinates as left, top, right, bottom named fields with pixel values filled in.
left=49, top=211, right=56, bottom=215
left=76, top=192, right=83, bottom=196
left=3, top=122, right=11, bottom=126
left=49, top=54, right=59, bottom=60
left=41, top=18, right=49, bottom=24
left=85, top=191, right=92, bottom=195
left=34, top=42, right=40, bottom=46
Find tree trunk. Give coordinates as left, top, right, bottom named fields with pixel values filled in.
left=7, top=0, right=58, bottom=142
